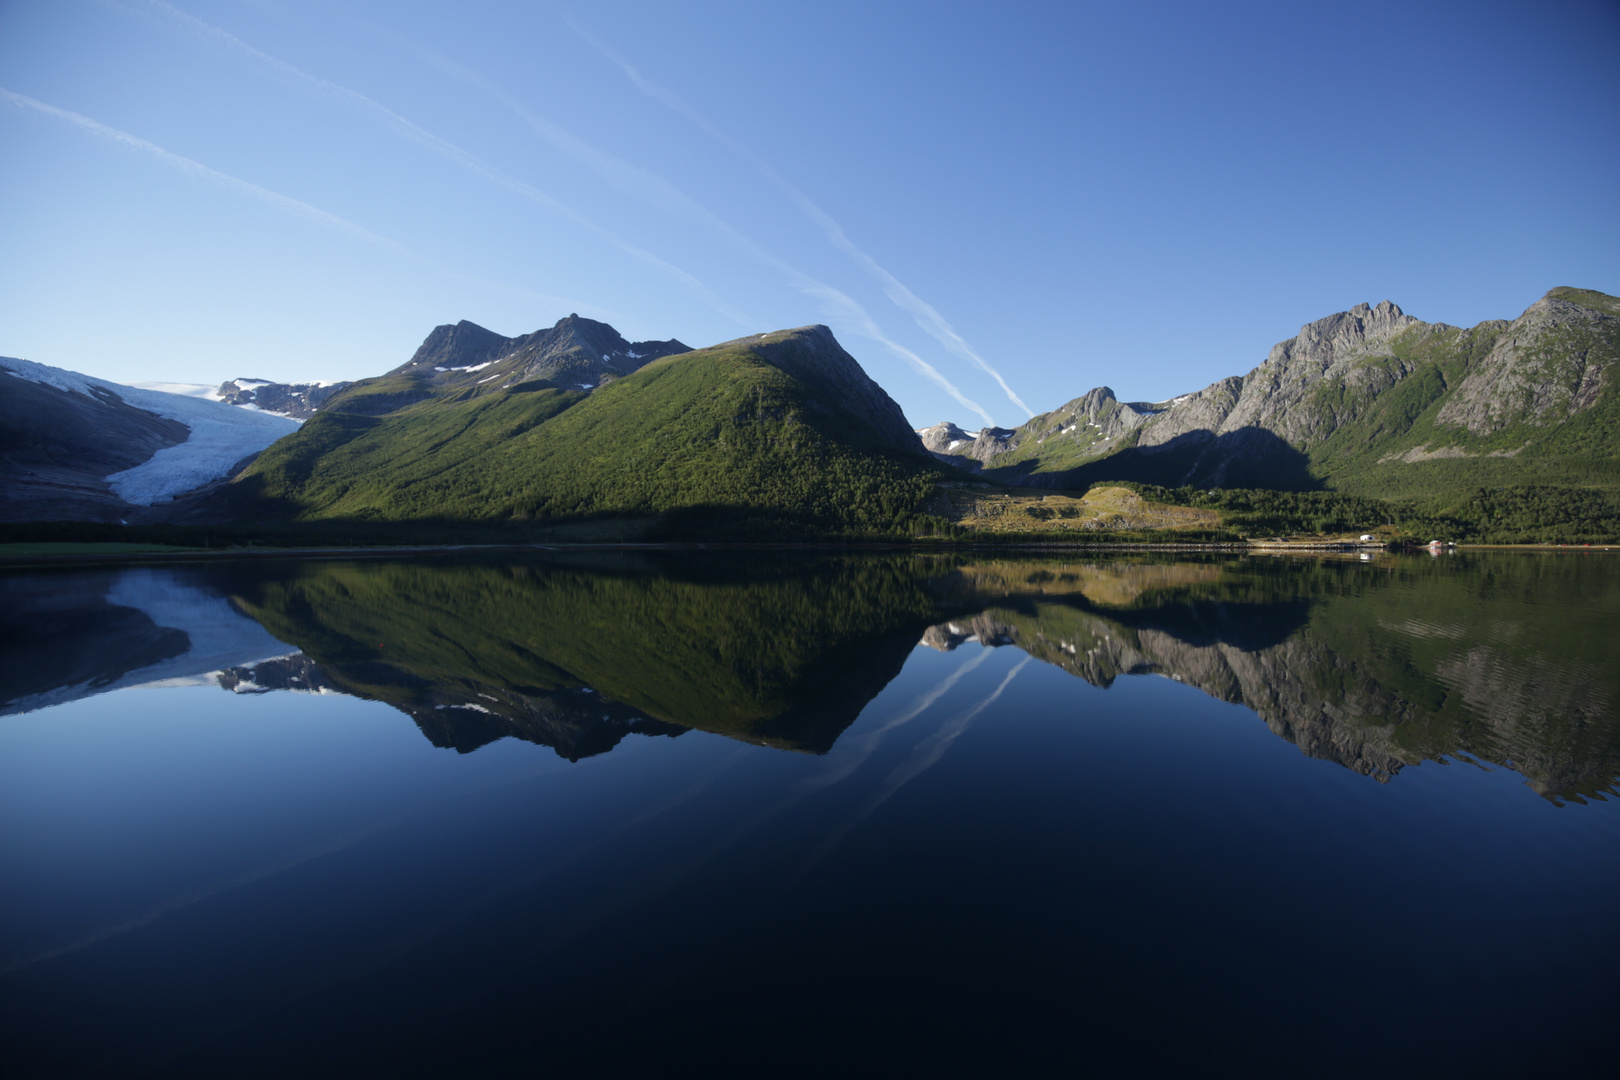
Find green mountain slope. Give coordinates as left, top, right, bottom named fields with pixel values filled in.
left=934, top=287, right=1620, bottom=498
left=226, top=324, right=945, bottom=540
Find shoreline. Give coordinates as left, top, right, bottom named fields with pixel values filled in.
left=1, top=539, right=1613, bottom=569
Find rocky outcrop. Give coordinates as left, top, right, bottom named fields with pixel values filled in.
left=917, top=420, right=974, bottom=454
left=216, top=379, right=352, bottom=420
left=315, top=314, right=691, bottom=417
left=1436, top=291, right=1617, bottom=433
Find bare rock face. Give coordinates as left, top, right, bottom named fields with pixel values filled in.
left=317, top=314, right=693, bottom=417
left=1437, top=293, right=1618, bottom=433
left=1138, top=301, right=1427, bottom=449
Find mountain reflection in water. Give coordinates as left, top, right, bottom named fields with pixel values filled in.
left=4, top=550, right=1620, bottom=1078
left=4, top=550, right=1617, bottom=801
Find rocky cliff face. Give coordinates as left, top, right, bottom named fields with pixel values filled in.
left=1436, top=289, right=1618, bottom=433
left=1137, top=301, right=1427, bottom=448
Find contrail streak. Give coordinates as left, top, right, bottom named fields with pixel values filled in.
left=129, top=0, right=754, bottom=327
left=559, top=10, right=1036, bottom=420
left=1, top=88, right=605, bottom=321
left=2, top=88, right=399, bottom=248
left=796, top=655, right=1032, bottom=879
left=394, top=41, right=996, bottom=426
left=132, top=0, right=995, bottom=420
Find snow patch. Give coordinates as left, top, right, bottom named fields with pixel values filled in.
left=436, top=702, right=495, bottom=715
left=455, top=360, right=494, bottom=372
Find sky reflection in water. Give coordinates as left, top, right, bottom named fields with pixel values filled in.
left=1, top=552, right=1617, bottom=1078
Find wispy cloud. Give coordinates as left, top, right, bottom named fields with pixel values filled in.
left=558, top=11, right=1036, bottom=420
left=127, top=0, right=754, bottom=327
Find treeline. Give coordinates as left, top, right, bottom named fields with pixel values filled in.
left=1129, top=483, right=1620, bottom=543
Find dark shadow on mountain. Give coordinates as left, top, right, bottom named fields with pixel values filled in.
left=1111, top=598, right=1311, bottom=651
left=406, top=698, right=688, bottom=760
left=988, top=426, right=1322, bottom=491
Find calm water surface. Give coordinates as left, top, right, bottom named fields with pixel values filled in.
left=2, top=551, right=1617, bottom=1077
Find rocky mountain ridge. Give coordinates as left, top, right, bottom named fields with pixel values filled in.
left=924, top=286, right=1619, bottom=494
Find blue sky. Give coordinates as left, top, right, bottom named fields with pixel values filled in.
left=3, top=0, right=1617, bottom=428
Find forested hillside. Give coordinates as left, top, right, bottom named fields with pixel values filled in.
left=224, top=324, right=945, bottom=541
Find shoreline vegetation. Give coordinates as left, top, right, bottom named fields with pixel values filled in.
left=5, top=480, right=1618, bottom=566
left=1, top=536, right=1614, bottom=569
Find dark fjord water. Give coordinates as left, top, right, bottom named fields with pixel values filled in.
left=2, top=551, right=1617, bottom=1078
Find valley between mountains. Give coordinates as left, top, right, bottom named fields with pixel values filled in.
left=3, top=286, right=1618, bottom=545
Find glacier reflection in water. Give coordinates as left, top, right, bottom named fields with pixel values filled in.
left=1, top=551, right=1617, bottom=1077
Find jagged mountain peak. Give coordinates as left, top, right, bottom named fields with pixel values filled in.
left=1264, top=300, right=1424, bottom=371
left=401, top=319, right=513, bottom=374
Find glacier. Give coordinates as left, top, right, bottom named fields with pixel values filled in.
left=2, top=357, right=299, bottom=505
